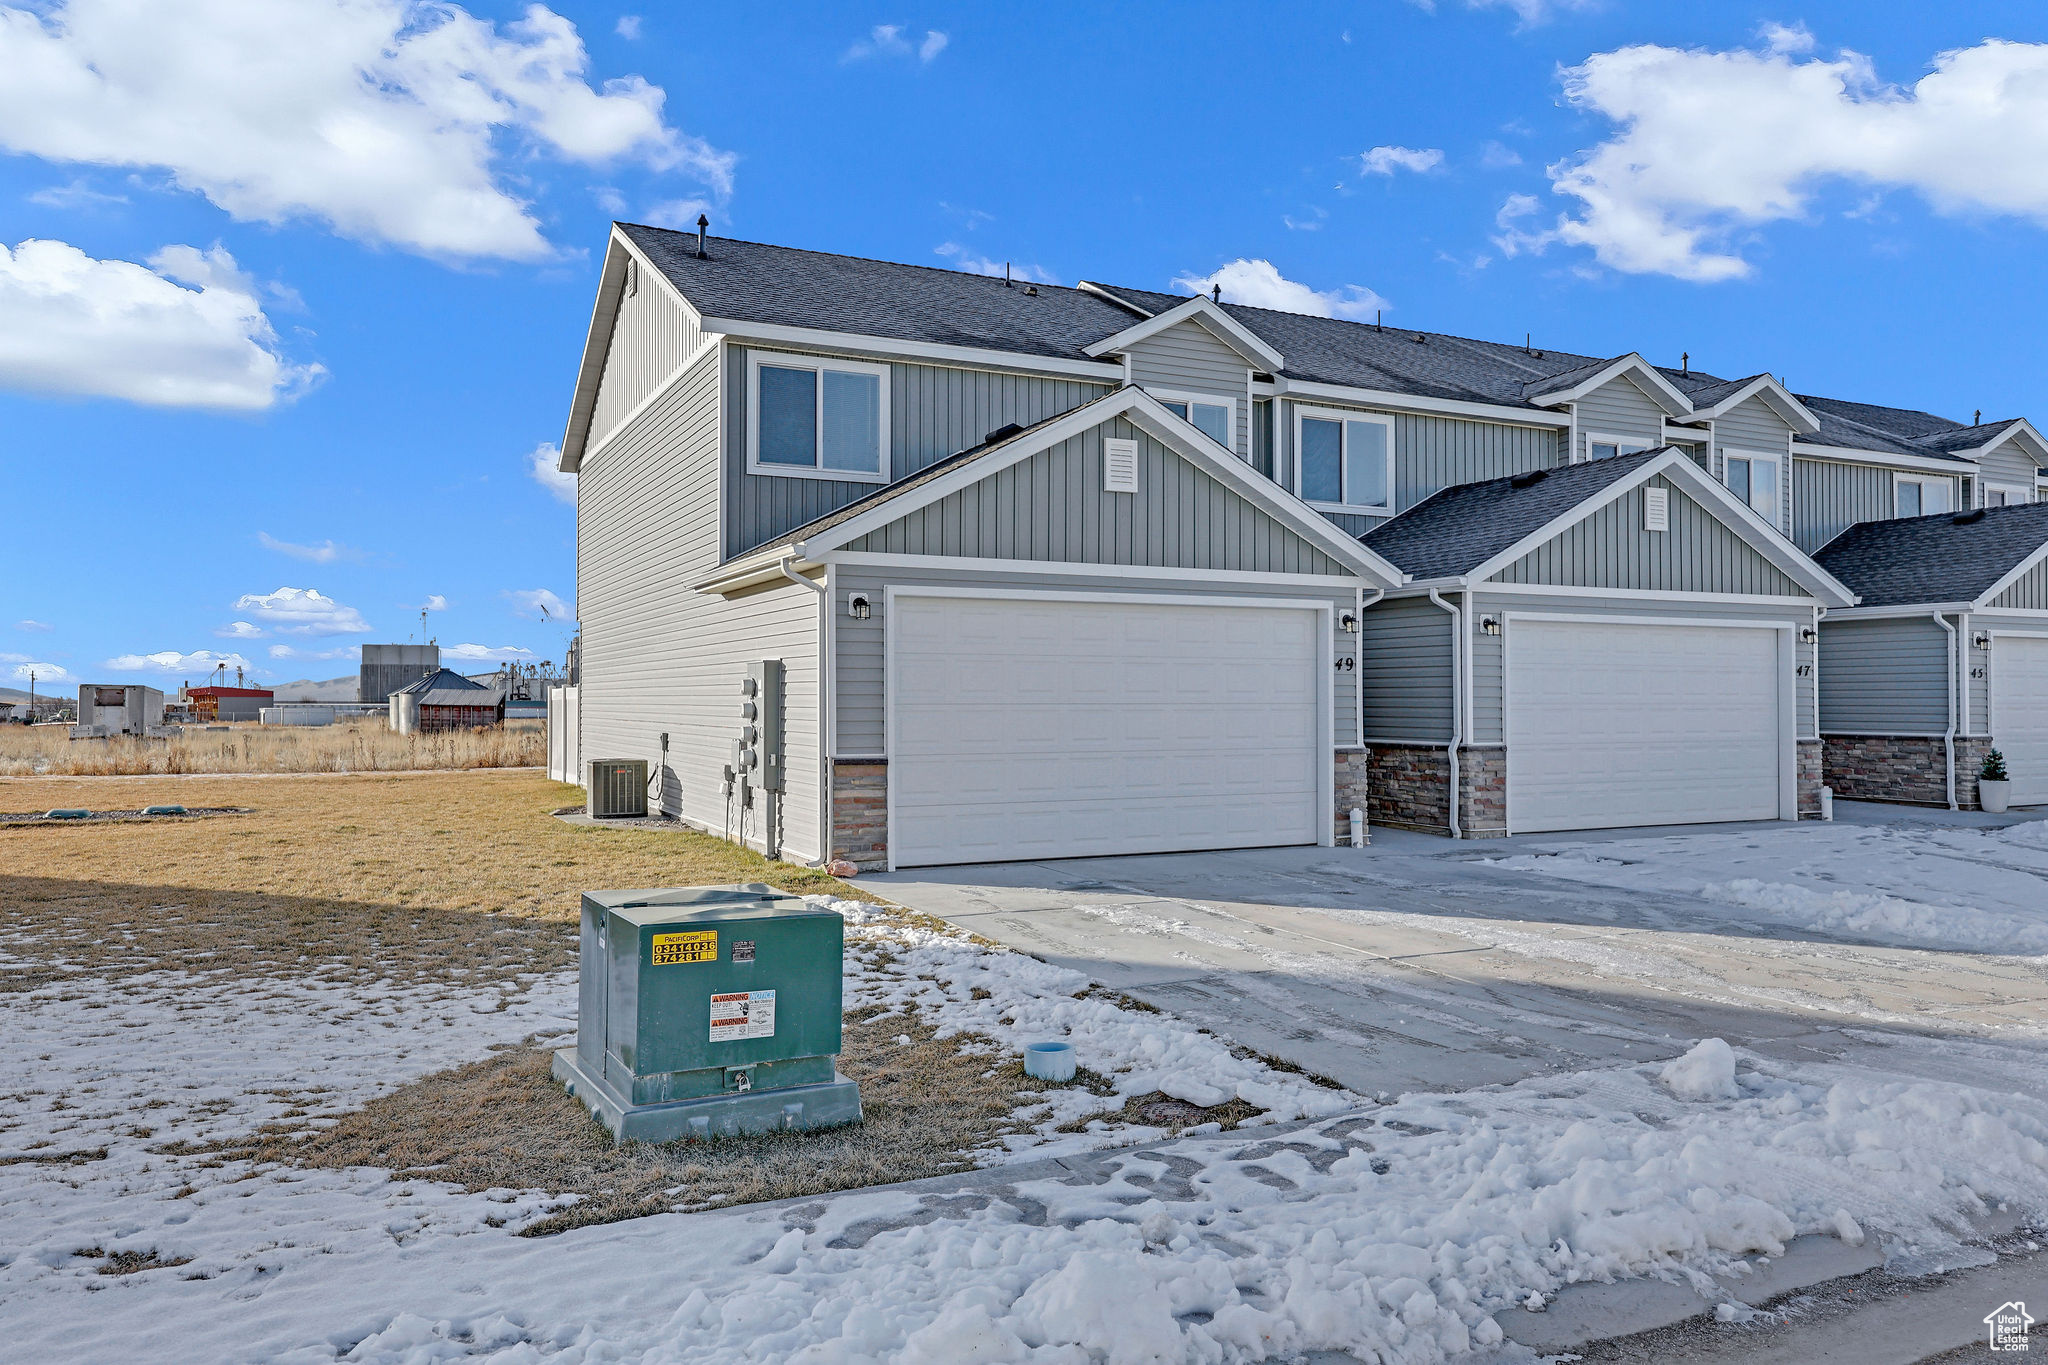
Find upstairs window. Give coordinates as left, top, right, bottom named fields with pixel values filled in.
left=1984, top=484, right=2031, bottom=508
left=1296, top=408, right=1394, bottom=512
left=1722, top=450, right=1780, bottom=522
left=749, top=354, right=889, bottom=481
left=1149, top=390, right=1236, bottom=449
left=1585, top=433, right=1652, bottom=463
left=1896, top=474, right=1954, bottom=518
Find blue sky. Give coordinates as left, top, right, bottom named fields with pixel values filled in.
left=6, top=0, right=2048, bottom=693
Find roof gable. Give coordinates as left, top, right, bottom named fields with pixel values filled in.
left=1523, top=353, right=1694, bottom=417
left=1492, top=475, right=1807, bottom=597
left=1815, top=502, right=2048, bottom=607
left=1684, top=373, right=1819, bottom=433
left=1082, top=295, right=1285, bottom=372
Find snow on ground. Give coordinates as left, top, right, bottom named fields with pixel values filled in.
left=1490, top=817, right=2048, bottom=957
left=6, top=889, right=2048, bottom=1362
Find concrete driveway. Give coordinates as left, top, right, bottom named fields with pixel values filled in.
left=870, top=803, right=2048, bottom=1101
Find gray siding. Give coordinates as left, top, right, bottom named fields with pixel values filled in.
left=1359, top=595, right=1454, bottom=742
left=590, top=271, right=701, bottom=446
left=1573, top=375, right=1668, bottom=459
left=1977, top=441, right=2042, bottom=504
left=1491, top=476, right=1807, bottom=596
left=1818, top=615, right=1951, bottom=735
left=1990, top=557, right=2048, bottom=609
left=1251, top=397, right=1273, bottom=479
left=841, top=417, right=1348, bottom=575
left=832, top=564, right=1357, bottom=756
left=1127, top=319, right=1251, bottom=458
left=1793, top=457, right=1897, bottom=552
left=1713, top=394, right=1794, bottom=535
left=577, top=346, right=824, bottom=859
left=726, top=346, right=1109, bottom=557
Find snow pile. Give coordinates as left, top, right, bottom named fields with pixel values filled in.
left=1660, top=1037, right=1739, bottom=1100
left=2000, top=819, right=2048, bottom=850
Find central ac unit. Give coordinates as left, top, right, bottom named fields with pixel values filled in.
left=587, top=758, right=649, bottom=819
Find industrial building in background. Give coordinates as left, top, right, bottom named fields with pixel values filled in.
left=72, top=684, right=169, bottom=739
left=358, top=643, right=440, bottom=706
left=388, top=668, right=504, bottom=734
left=182, top=683, right=274, bottom=723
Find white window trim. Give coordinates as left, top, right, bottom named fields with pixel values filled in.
left=1145, top=387, right=1240, bottom=455
left=1293, top=405, right=1396, bottom=514
left=1719, top=446, right=1783, bottom=528
left=1984, top=482, right=2033, bottom=508
left=1895, top=472, right=1956, bottom=517
left=746, top=351, right=892, bottom=483
left=1581, top=432, right=1652, bottom=464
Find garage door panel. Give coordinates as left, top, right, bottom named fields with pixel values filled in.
left=1508, top=619, right=1782, bottom=834
left=889, top=596, right=1323, bottom=866
left=1992, top=637, right=2048, bottom=806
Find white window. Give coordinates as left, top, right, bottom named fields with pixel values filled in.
left=1722, top=449, right=1781, bottom=522
left=1985, top=484, right=2032, bottom=508
left=1148, top=390, right=1237, bottom=450
left=1584, top=433, right=1652, bottom=463
left=748, top=353, right=890, bottom=481
left=1295, top=408, right=1395, bottom=512
left=1895, top=473, right=1955, bottom=518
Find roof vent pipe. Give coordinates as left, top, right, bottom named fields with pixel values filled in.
left=695, top=213, right=709, bottom=258
left=1975, top=408, right=1983, bottom=426
left=1211, top=283, right=1221, bottom=303
left=1005, top=262, right=1012, bottom=288
left=1682, top=351, right=1689, bottom=374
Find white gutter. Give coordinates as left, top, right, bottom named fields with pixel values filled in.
left=1933, top=612, right=1959, bottom=811
left=1428, top=588, right=1463, bottom=839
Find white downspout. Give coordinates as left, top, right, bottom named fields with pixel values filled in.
left=778, top=553, right=829, bottom=861
left=1933, top=611, right=1958, bottom=811
left=1428, top=588, right=1463, bottom=839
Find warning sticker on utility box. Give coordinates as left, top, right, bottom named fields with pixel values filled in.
left=650, top=931, right=717, bottom=965
left=709, top=990, right=776, bottom=1043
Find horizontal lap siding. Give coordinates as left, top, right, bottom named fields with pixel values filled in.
left=1793, top=458, right=1897, bottom=553
left=841, top=418, right=1347, bottom=576
left=1818, top=616, right=1951, bottom=735
left=1127, top=321, right=1252, bottom=458
left=1977, top=443, right=2041, bottom=502
left=1991, top=560, right=2048, bottom=609
left=590, top=277, right=700, bottom=444
left=832, top=565, right=1356, bottom=756
left=1714, top=395, right=1794, bottom=536
left=1574, top=376, right=1667, bottom=458
left=725, top=346, right=1108, bottom=557
left=578, top=347, right=823, bottom=859
left=1359, top=596, right=1454, bottom=742
left=1492, top=477, right=1806, bottom=597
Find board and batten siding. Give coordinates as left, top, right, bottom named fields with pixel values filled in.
left=1990, top=558, right=2048, bottom=609
left=1713, top=394, right=1795, bottom=535
left=1126, top=319, right=1253, bottom=458
left=1491, top=477, right=1807, bottom=597
left=724, top=346, right=1108, bottom=558
left=1976, top=441, right=2042, bottom=503
left=577, top=345, right=824, bottom=860
left=1573, top=375, right=1668, bottom=458
left=1792, top=457, right=1900, bottom=552
left=1818, top=615, right=1952, bottom=735
left=589, top=270, right=703, bottom=447
left=1358, top=595, right=1454, bottom=742
left=831, top=564, right=1359, bottom=756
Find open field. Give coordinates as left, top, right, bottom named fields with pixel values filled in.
left=0, top=717, right=544, bottom=777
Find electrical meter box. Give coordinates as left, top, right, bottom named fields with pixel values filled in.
left=551, top=884, right=862, bottom=1143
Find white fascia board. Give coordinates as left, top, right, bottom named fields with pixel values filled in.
left=1081, top=295, right=1286, bottom=372
left=560, top=228, right=713, bottom=472
left=697, top=316, right=1124, bottom=382
left=1824, top=603, right=1976, bottom=620
left=825, top=551, right=1366, bottom=590
left=1975, top=536, right=2048, bottom=606
left=1266, top=379, right=1572, bottom=428
left=1790, top=442, right=1981, bottom=475
left=691, top=552, right=822, bottom=596
left=1687, top=375, right=1820, bottom=433
left=1974, top=418, right=2048, bottom=463
left=1525, top=354, right=1694, bottom=417
left=1468, top=449, right=1857, bottom=606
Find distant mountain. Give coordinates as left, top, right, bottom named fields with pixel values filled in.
left=269, top=676, right=359, bottom=703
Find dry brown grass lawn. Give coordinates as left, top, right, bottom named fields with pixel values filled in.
left=0, top=718, right=544, bottom=778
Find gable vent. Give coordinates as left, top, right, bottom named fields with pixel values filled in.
left=1103, top=438, right=1139, bottom=494
left=1644, top=486, right=1669, bottom=532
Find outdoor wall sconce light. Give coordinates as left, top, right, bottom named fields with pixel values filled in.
left=1974, top=631, right=1992, bottom=650
left=1799, top=626, right=1819, bottom=645
left=848, top=593, right=871, bottom=620
left=1339, top=610, right=1359, bottom=633
left=1480, top=616, right=1502, bottom=636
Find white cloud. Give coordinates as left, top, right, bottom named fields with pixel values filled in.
left=418, top=595, right=448, bottom=612
left=266, top=643, right=359, bottom=661
left=1283, top=208, right=1328, bottom=231
left=1360, top=145, right=1444, bottom=176
left=106, top=649, right=253, bottom=676
left=2, top=655, right=69, bottom=683
left=27, top=178, right=127, bottom=209
left=1464, top=0, right=1597, bottom=26
left=16, top=620, right=52, bottom=631
left=1171, top=259, right=1389, bottom=321
left=257, top=531, right=360, bottom=563
left=1535, top=36, right=2048, bottom=281
left=615, top=14, right=641, bottom=40
left=844, top=24, right=947, bottom=64
left=643, top=197, right=714, bottom=231
left=934, top=242, right=1058, bottom=284
left=1480, top=140, right=1523, bottom=169
left=215, top=621, right=266, bottom=639
left=507, top=588, right=572, bottom=621
left=231, top=586, right=371, bottom=636
left=0, top=239, right=321, bottom=410
left=441, top=642, right=536, bottom=661
left=527, top=441, right=577, bottom=504
left=0, top=0, right=729, bottom=262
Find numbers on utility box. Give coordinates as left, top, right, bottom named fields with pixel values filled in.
left=651, top=930, right=718, bottom=965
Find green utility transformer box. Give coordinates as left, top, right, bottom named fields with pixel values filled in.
left=551, top=884, right=862, bottom=1143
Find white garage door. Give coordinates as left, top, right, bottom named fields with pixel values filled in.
left=1991, top=635, right=2048, bottom=806
left=888, top=594, right=1324, bottom=867
left=1507, top=619, right=1784, bottom=833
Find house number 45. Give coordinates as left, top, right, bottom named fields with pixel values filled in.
left=1972, top=666, right=1987, bottom=679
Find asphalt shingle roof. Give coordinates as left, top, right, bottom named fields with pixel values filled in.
left=621, top=225, right=2017, bottom=469
left=1361, top=449, right=1665, bottom=580
left=1811, top=503, right=2048, bottom=607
